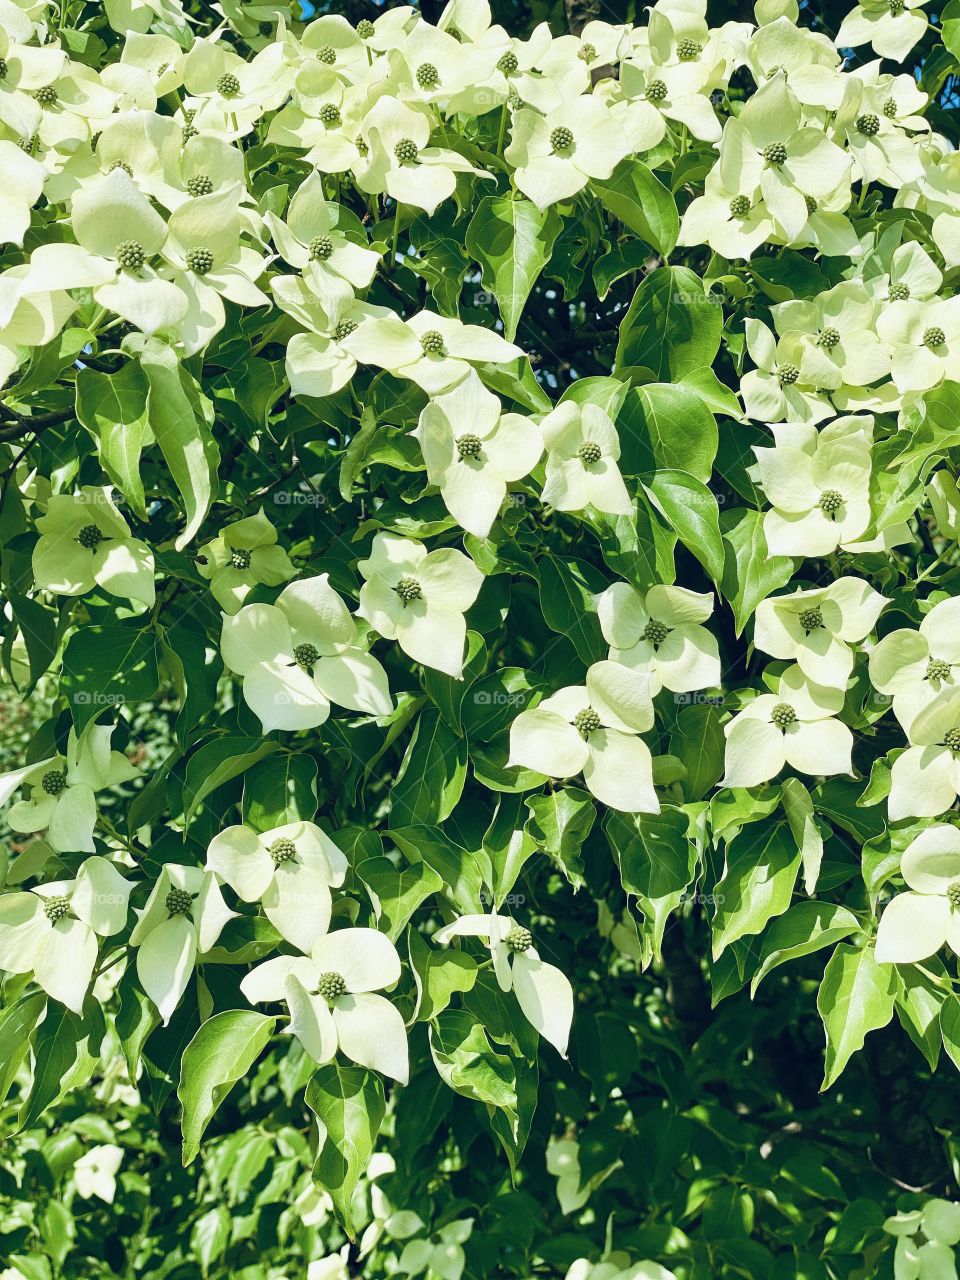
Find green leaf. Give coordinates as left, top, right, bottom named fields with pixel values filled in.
left=781, top=777, right=825, bottom=896
left=305, top=1063, right=386, bottom=1239
left=524, top=786, right=595, bottom=890
left=390, top=825, right=485, bottom=914
left=604, top=807, right=697, bottom=961
left=0, top=993, right=45, bottom=1107
left=670, top=702, right=725, bottom=800
left=357, top=855, right=443, bottom=940
left=592, top=160, right=679, bottom=256
left=818, top=944, right=896, bottom=1090
left=644, top=470, right=724, bottom=585
left=720, top=508, right=795, bottom=636
left=61, top=624, right=160, bottom=731
left=391, top=708, right=468, bottom=825
left=242, top=752, right=318, bottom=831
left=750, top=902, right=861, bottom=996
left=940, top=992, right=960, bottom=1073
left=75, top=362, right=150, bottom=518
left=178, top=1010, right=276, bottom=1165
left=466, top=195, right=563, bottom=341
left=619, top=383, right=718, bottom=483
left=183, top=735, right=282, bottom=825
left=18, top=1001, right=103, bottom=1131
left=712, top=821, right=802, bottom=958
left=895, top=962, right=945, bottom=1071
left=537, top=554, right=606, bottom=664
left=139, top=340, right=219, bottom=551
left=408, top=926, right=478, bottom=1022
left=615, top=266, right=723, bottom=381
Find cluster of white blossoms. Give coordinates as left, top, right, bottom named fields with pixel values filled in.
left=4, top=0, right=960, bottom=1072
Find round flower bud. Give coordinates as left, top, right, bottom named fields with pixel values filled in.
left=573, top=707, right=601, bottom=738
left=729, top=194, right=751, bottom=217
left=676, top=38, right=702, bottom=60
left=946, top=727, right=960, bottom=752
left=230, top=547, right=251, bottom=569
left=804, top=195, right=818, bottom=215
left=771, top=702, right=797, bottom=729
left=166, top=888, right=193, bottom=916
left=817, top=327, right=841, bottom=349
left=317, top=971, right=347, bottom=999
left=187, top=174, right=214, bottom=196
left=506, top=925, right=532, bottom=952
left=818, top=488, right=843, bottom=515
left=116, top=240, right=146, bottom=271
left=44, top=895, right=70, bottom=923
left=416, top=62, right=439, bottom=88
left=798, top=606, right=823, bottom=632
left=577, top=441, right=602, bottom=464
left=33, top=85, right=57, bottom=105
left=497, top=51, right=519, bottom=74
left=926, top=658, right=951, bottom=682
left=948, top=882, right=960, bottom=909
left=777, top=363, right=800, bottom=385
left=889, top=0, right=904, bottom=14
left=334, top=318, right=358, bottom=340
left=578, top=42, right=596, bottom=62
left=646, top=79, right=668, bottom=103
left=310, top=234, right=334, bottom=260
left=550, top=126, right=574, bottom=152
left=111, top=160, right=133, bottom=176
left=394, top=576, right=423, bottom=603
left=217, top=72, right=241, bottom=97
left=763, top=141, right=787, bottom=166
left=41, top=769, right=67, bottom=796
left=856, top=113, right=880, bottom=136
left=883, top=98, right=897, bottom=118
left=259, top=20, right=272, bottom=35
left=924, top=326, right=946, bottom=349
left=294, top=643, right=320, bottom=667
left=186, top=246, right=214, bottom=275
left=77, top=523, right=104, bottom=549
left=394, top=137, right=419, bottom=163
left=320, top=103, right=341, bottom=125
left=0, top=60, right=7, bottom=80
left=316, top=45, right=336, bottom=65
left=642, top=618, right=669, bottom=646
left=357, top=19, right=375, bottom=38
left=268, top=837, right=297, bottom=866
left=456, top=434, right=482, bottom=460
left=420, top=329, right=445, bottom=355
left=355, top=136, right=369, bottom=157
left=889, top=282, right=910, bottom=301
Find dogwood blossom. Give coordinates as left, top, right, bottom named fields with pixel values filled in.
left=596, top=583, right=721, bottom=694
left=888, top=687, right=960, bottom=820
left=32, top=486, right=155, bottom=608
left=434, top=913, right=574, bottom=1056
left=196, top=509, right=296, bottom=614
left=240, top=927, right=409, bottom=1082
left=875, top=825, right=960, bottom=963
left=835, top=0, right=927, bottom=62
left=73, top=1145, right=124, bottom=1203
left=869, top=597, right=960, bottom=734
left=539, top=401, right=632, bottom=517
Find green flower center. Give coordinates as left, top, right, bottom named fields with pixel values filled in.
left=77, top=523, right=104, bottom=549
left=394, top=137, right=419, bottom=163
left=0, top=60, right=7, bottom=80
left=182, top=123, right=198, bottom=142
left=44, top=895, right=70, bottom=923
left=771, top=702, right=797, bottom=729
left=334, top=318, right=358, bottom=340
left=577, top=441, right=602, bottom=464
left=889, top=0, right=904, bottom=13
left=33, top=85, right=57, bottom=106
left=804, top=194, right=818, bottom=215
left=926, top=657, right=951, bottom=682
left=646, top=78, right=668, bottom=102
left=578, top=42, right=596, bottom=62
left=924, top=326, right=946, bottom=349
left=357, top=19, right=375, bottom=38
left=856, top=113, right=880, bottom=136
left=268, top=837, right=297, bottom=866
left=818, top=488, right=843, bottom=515
left=320, top=103, right=341, bottom=125
left=420, top=329, right=445, bottom=355
left=777, top=363, right=800, bottom=386
left=889, top=282, right=910, bottom=301
left=230, top=547, right=251, bottom=569
left=41, top=769, right=67, bottom=796
left=948, top=882, right=960, bottom=910
left=642, top=618, right=669, bottom=647
left=317, top=971, right=346, bottom=999
left=294, top=643, right=320, bottom=667
left=416, top=62, right=439, bottom=88
left=883, top=97, right=898, bottom=118
left=258, top=20, right=272, bottom=36
left=310, top=234, right=334, bottom=260
left=573, top=707, right=601, bottom=738
left=506, top=925, right=532, bottom=952
left=798, top=606, right=824, bottom=633
left=497, top=51, right=519, bottom=74
left=217, top=72, right=240, bottom=97
left=19, top=132, right=39, bottom=154
left=316, top=45, right=336, bottom=65
left=116, top=240, right=145, bottom=271
left=456, top=434, right=482, bottom=460
left=186, top=246, right=213, bottom=275
left=817, top=327, right=841, bottom=349
left=550, top=126, right=574, bottom=152
left=394, top=576, right=422, bottom=603
left=944, top=727, right=960, bottom=752
left=763, top=141, right=787, bottom=166
left=186, top=174, right=213, bottom=196
left=111, top=160, right=133, bottom=176
left=729, top=194, right=751, bottom=217
left=676, top=37, right=702, bottom=60
left=356, top=136, right=369, bottom=157
left=166, top=888, right=193, bottom=917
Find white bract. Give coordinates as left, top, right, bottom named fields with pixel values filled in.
left=722, top=663, right=853, bottom=788
left=434, top=913, right=574, bottom=1057
left=220, top=574, right=393, bottom=731
left=196, top=508, right=296, bottom=614
left=0, top=856, right=133, bottom=1013
left=32, top=486, right=155, bottom=607
left=869, top=597, right=960, bottom=734
left=888, top=687, right=960, bottom=820
left=539, top=401, right=632, bottom=517
left=357, top=532, right=483, bottom=679
left=753, top=576, right=889, bottom=689
left=206, top=820, right=347, bottom=952
left=73, top=1145, right=125, bottom=1203
left=875, top=826, right=960, bottom=964
left=596, top=583, right=721, bottom=694
left=508, top=660, right=659, bottom=813
left=240, top=927, right=409, bottom=1083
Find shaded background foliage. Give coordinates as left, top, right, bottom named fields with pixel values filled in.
left=2, top=0, right=960, bottom=1278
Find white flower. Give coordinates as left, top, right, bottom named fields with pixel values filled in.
left=722, top=663, right=853, bottom=788
left=0, top=139, right=45, bottom=247
left=220, top=574, right=393, bottom=732
left=835, top=0, right=927, bottom=62
left=396, top=1221, right=473, bottom=1280
left=206, top=820, right=348, bottom=953
left=771, top=282, right=889, bottom=391
left=357, top=533, right=484, bottom=679
left=413, top=372, right=542, bottom=537
left=869, top=597, right=960, bottom=734
left=596, top=583, right=721, bottom=694
left=435, top=913, right=574, bottom=1057
left=130, top=863, right=236, bottom=1024
left=197, top=508, right=296, bottom=614
left=505, top=96, right=636, bottom=209
left=877, top=296, right=960, bottom=394
left=271, top=272, right=388, bottom=400
left=540, top=401, right=632, bottom=517
left=265, top=170, right=380, bottom=291
left=752, top=415, right=874, bottom=556
left=0, top=857, right=133, bottom=1012
left=240, top=927, right=409, bottom=1083
left=875, top=826, right=960, bottom=964
left=753, top=576, right=889, bottom=690
left=508, top=660, right=659, bottom=813
left=2, top=724, right=138, bottom=853
left=740, top=318, right=833, bottom=425
left=73, top=1144, right=124, bottom=1203
left=888, top=687, right=960, bottom=821
left=32, top=485, right=155, bottom=607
